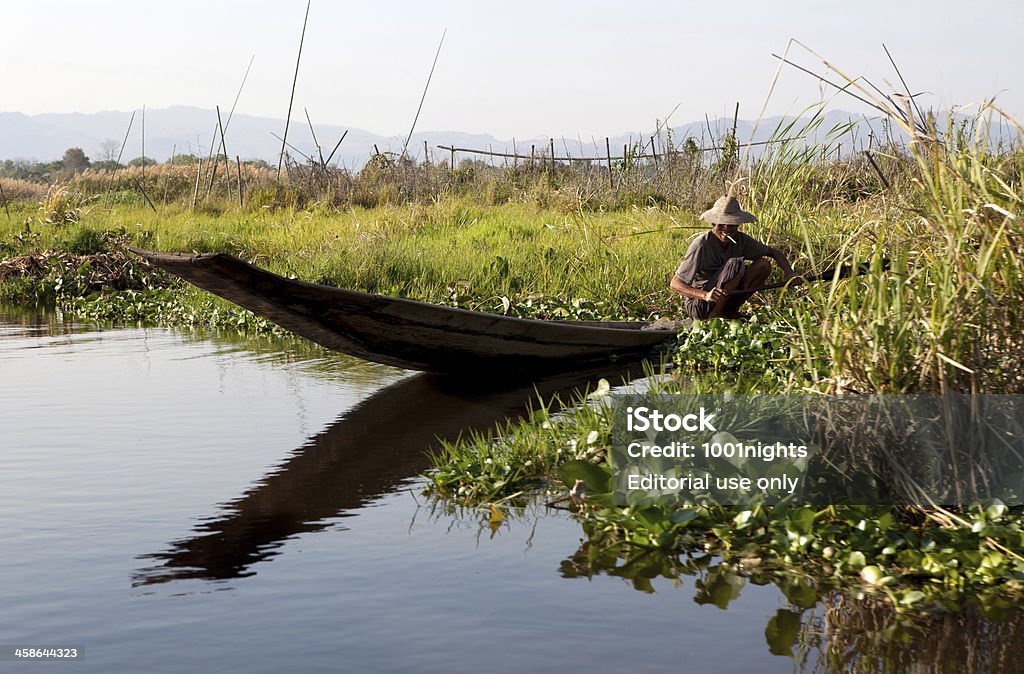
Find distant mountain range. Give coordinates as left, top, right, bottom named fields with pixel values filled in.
left=0, top=105, right=966, bottom=169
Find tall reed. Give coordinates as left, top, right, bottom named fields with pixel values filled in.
left=776, top=107, right=1024, bottom=394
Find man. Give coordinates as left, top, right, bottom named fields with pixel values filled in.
left=670, top=195, right=800, bottom=320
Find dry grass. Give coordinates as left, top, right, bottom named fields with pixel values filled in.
left=0, top=177, right=46, bottom=202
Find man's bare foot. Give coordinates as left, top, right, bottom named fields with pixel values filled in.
left=722, top=310, right=750, bottom=321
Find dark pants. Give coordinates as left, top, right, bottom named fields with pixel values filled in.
left=683, top=257, right=748, bottom=320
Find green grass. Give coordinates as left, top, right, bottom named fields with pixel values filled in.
left=0, top=197, right=775, bottom=318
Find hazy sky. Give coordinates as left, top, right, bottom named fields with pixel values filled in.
left=5, top=0, right=1021, bottom=138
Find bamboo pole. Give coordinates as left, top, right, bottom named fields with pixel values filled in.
left=204, top=114, right=222, bottom=197
left=605, top=137, right=612, bottom=189
left=201, top=55, right=255, bottom=193
left=225, top=54, right=256, bottom=130
left=863, top=150, right=890, bottom=189
left=216, top=105, right=231, bottom=198
left=324, top=130, right=348, bottom=166
left=270, top=132, right=312, bottom=161
left=202, top=121, right=221, bottom=190
left=192, top=158, right=203, bottom=209
left=277, top=0, right=311, bottom=181
left=0, top=181, right=10, bottom=221
left=237, top=156, right=244, bottom=208
left=162, top=144, right=176, bottom=204
left=105, top=110, right=136, bottom=209
left=305, top=107, right=326, bottom=170
left=731, top=101, right=739, bottom=142
left=135, top=178, right=157, bottom=212
left=403, top=28, right=446, bottom=156
left=206, top=156, right=218, bottom=198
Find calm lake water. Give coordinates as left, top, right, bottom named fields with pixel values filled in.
left=4, top=309, right=1015, bottom=672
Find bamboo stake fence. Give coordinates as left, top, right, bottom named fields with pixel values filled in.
left=435, top=136, right=802, bottom=164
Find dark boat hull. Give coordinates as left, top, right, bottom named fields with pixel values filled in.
left=131, top=249, right=677, bottom=374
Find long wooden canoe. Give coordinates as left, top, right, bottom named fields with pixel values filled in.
left=130, top=248, right=679, bottom=374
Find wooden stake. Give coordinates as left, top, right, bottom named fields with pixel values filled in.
left=550, top=138, right=555, bottom=173
left=424, top=140, right=429, bottom=164
left=141, top=105, right=146, bottom=183
left=278, top=0, right=311, bottom=181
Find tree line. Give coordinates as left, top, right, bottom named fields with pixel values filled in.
left=0, top=147, right=273, bottom=184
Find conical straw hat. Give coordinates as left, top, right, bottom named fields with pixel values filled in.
left=699, top=195, right=757, bottom=225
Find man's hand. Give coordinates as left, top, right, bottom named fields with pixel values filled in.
left=704, top=287, right=726, bottom=302
left=784, top=273, right=805, bottom=287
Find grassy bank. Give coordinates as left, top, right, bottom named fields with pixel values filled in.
left=0, top=194, right=814, bottom=322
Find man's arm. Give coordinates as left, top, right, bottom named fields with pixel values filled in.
left=670, top=275, right=725, bottom=303
left=765, top=246, right=802, bottom=284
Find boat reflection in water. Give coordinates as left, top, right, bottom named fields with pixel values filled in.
left=133, top=363, right=642, bottom=585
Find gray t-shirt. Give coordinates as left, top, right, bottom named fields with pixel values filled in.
left=674, top=231, right=772, bottom=290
